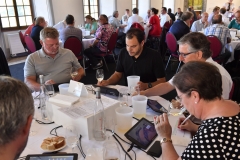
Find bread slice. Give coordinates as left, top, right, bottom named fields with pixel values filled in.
left=55, top=139, right=65, bottom=148
left=41, top=136, right=66, bottom=150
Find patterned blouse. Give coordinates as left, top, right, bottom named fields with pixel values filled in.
left=95, top=23, right=114, bottom=52
left=181, top=113, right=240, bottom=160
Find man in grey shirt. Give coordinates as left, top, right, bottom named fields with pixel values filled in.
left=24, top=27, right=84, bottom=91
left=109, top=11, right=127, bottom=30
left=191, top=12, right=209, bottom=32
left=59, top=14, right=82, bottom=43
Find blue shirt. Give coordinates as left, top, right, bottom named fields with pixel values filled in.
left=30, top=25, right=44, bottom=50
left=228, top=19, right=240, bottom=30
left=169, top=20, right=190, bottom=40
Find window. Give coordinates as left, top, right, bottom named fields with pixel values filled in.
left=0, top=0, right=33, bottom=31
left=83, top=0, right=99, bottom=20
left=132, top=0, right=138, bottom=9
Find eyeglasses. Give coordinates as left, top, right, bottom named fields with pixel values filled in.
left=176, top=89, right=197, bottom=103
left=177, top=51, right=197, bottom=58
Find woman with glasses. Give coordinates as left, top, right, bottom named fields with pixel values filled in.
left=154, top=61, right=239, bottom=160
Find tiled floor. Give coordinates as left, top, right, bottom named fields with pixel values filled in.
left=8, top=56, right=27, bottom=66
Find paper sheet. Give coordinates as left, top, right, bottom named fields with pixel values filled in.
left=59, top=107, right=91, bottom=119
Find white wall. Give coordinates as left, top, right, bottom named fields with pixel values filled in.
left=150, top=0, right=163, bottom=10
left=116, top=0, right=132, bottom=20
left=138, top=0, right=150, bottom=19
left=206, top=0, right=240, bottom=13
left=174, top=0, right=184, bottom=13
left=163, top=0, right=174, bottom=12
left=100, top=0, right=116, bottom=17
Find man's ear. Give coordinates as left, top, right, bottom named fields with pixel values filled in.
left=197, top=50, right=203, bottom=60
left=40, top=40, right=43, bottom=46
left=141, top=40, right=145, bottom=47
left=22, top=115, right=33, bottom=136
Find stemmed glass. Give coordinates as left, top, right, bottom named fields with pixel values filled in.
left=118, top=88, right=128, bottom=107
left=70, top=67, right=78, bottom=80
left=168, top=97, right=186, bottom=116
left=65, top=125, right=79, bottom=152
left=96, top=69, right=104, bottom=82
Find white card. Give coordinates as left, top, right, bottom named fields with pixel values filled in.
left=68, top=80, right=88, bottom=97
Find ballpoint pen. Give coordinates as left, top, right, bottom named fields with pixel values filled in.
left=180, top=114, right=192, bottom=126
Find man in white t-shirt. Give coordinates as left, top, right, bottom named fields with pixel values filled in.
left=159, top=7, right=171, bottom=27
left=139, top=32, right=232, bottom=99
left=125, top=8, right=144, bottom=33
left=122, top=9, right=131, bottom=24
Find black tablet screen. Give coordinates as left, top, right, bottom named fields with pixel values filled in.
left=29, top=155, right=74, bottom=160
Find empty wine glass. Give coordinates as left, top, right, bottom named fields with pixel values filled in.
left=96, top=69, right=104, bottom=82
left=70, top=67, right=78, bottom=79
left=103, top=140, right=121, bottom=160
left=45, top=84, right=55, bottom=97
left=65, top=125, right=79, bottom=152
left=118, top=88, right=128, bottom=107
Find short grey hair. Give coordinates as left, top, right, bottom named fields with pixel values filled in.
left=40, top=27, right=59, bottom=41
left=0, top=76, right=34, bottom=146
left=181, top=11, right=193, bottom=21
left=113, top=11, right=118, bottom=17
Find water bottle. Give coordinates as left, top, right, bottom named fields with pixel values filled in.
left=39, top=75, right=49, bottom=120
left=93, top=87, right=106, bottom=141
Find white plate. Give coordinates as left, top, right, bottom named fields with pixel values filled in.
left=40, top=141, right=67, bottom=153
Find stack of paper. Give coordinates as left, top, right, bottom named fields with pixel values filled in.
left=49, top=94, right=79, bottom=106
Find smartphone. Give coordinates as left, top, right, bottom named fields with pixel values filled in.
left=147, top=99, right=168, bottom=113
left=147, top=141, right=162, bottom=157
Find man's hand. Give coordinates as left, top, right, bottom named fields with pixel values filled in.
left=45, top=79, right=56, bottom=85
left=97, top=80, right=109, bottom=86
left=137, top=81, right=148, bottom=91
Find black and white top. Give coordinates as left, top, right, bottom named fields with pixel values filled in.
left=181, top=113, right=240, bottom=160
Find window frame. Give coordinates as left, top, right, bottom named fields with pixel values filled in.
left=0, top=0, right=34, bottom=32
left=83, top=0, right=99, bottom=20
left=132, top=0, right=138, bottom=10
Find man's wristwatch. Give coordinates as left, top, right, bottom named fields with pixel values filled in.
left=148, top=82, right=152, bottom=88
left=160, top=138, right=172, bottom=144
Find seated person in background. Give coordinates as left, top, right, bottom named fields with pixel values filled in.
left=0, top=76, right=34, bottom=160
left=122, top=9, right=131, bottom=24
left=139, top=32, right=232, bottom=99
left=208, top=6, right=220, bottom=25
left=109, top=11, right=127, bottom=30
left=144, top=9, right=151, bottom=23
left=175, top=8, right=183, bottom=20
left=30, top=16, right=47, bottom=50
left=125, top=8, right=144, bottom=33
left=59, top=14, right=82, bottom=43
left=53, top=20, right=67, bottom=33
left=220, top=8, right=230, bottom=26
left=169, top=11, right=193, bottom=40
left=154, top=61, right=239, bottom=160
left=85, top=15, right=98, bottom=34
left=24, top=17, right=36, bottom=37
left=98, top=28, right=166, bottom=90
left=228, top=10, right=240, bottom=30
left=204, top=14, right=231, bottom=62
left=167, top=8, right=175, bottom=22
left=189, top=6, right=197, bottom=21
left=159, top=7, right=171, bottom=28
left=24, top=27, right=84, bottom=91
left=84, top=14, right=114, bottom=70
left=190, top=12, right=209, bottom=32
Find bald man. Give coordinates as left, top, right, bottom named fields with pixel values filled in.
left=190, top=12, right=209, bottom=32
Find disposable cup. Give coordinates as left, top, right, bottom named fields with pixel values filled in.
left=132, top=95, right=147, bottom=119
left=115, top=107, right=133, bottom=133
left=127, top=76, right=140, bottom=93
left=58, top=83, right=69, bottom=95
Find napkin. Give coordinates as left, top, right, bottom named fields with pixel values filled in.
left=49, top=94, right=79, bottom=106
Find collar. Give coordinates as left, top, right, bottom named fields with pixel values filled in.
left=39, top=48, right=61, bottom=58
left=205, top=57, right=214, bottom=62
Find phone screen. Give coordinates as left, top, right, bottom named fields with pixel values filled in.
left=147, top=99, right=168, bottom=113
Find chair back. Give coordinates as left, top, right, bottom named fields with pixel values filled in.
left=130, top=22, right=144, bottom=32
left=106, top=32, right=118, bottom=54
left=19, top=30, right=26, bottom=46
left=64, top=36, right=83, bottom=60
left=25, top=35, right=36, bottom=53
left=163, top=21, right=172, bottom=30
left=166, top=32, right=178, bottom=54
left=206, top=35, right=222, bottom=59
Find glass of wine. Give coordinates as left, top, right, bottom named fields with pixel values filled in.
left=70, top=67, right=78, bottom=79
left=168, top=98, right=186, bottom=116
left=96, top=69, right=104, bottom=82
left=65, top=125, right=79, bottom=152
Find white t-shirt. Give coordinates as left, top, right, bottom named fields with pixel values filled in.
left=168, top=57, right=232, bottom=99
left=125, top=14, right=144, bottom=33
left=160, top=13, right=171, bottom=27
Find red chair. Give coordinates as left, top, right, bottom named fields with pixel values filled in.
left=93, top=32, right=118, bottom=71
left=64, top=36, right=85, bottom=74
left=24, top=35, right=36, bottom=53
left=165, top=32, right=181, bottom=73
left=130, top=22, right=144, bottom=32
left=19, top=30, right=28, bottom=52
left=206, top=35, right=223, bottom=64
left=163, top=20, right=172, bottom=31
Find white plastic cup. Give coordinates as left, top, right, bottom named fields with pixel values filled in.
left=85, top=30, right=90, bottom=36
left=115, top=107, right=133, bottom=133
left=132, top=95, right=147, bottom=119
left=58, top=83, right=69, bottom=95
left=127, top=76, right=140, bottom=93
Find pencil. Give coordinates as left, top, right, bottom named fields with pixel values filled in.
left=180, top=114, right=192, bottom=126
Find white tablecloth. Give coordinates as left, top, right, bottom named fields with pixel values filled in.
left=225, top=40, right=240, bottom=63
left=20, top=86, right=190, bottom=160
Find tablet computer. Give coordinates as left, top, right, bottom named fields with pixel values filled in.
left=147, top=99, right=168, bottom=114
left=124, top=118, right=158, bottom=150
left=25, top=153, right=78, bottom=160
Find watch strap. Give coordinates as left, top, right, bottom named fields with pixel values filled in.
left=160, top=137, right=172, bottom=144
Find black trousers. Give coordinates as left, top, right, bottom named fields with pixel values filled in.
left=84, top=47, right=102, bottom=66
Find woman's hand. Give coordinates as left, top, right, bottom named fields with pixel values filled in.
left=154, top=113, right=172, bottom=139
left=178, top=117, right=199, bottom=133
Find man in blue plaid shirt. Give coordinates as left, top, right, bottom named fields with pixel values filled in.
left=204, top=14, right=231, bottom=63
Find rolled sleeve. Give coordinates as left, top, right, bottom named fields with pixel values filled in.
left=190, top=22, right=197, bottom=32
left=24, top=55, right=37, bottom=78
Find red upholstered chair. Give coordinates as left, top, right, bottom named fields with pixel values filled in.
left=19, top=30, right=28, bottom=52
left=93, top=32, right=118, bottom=71
left=130, top=22, right=144, bottom=32
left=24, top=35, right=36, bottom=53
left=165, top=32, right=181, bottom=73
left=64, top=36, right=85, bottom=74
left=163, top=20, right=172, bottom=31
left=206, top=35, right=223, bottom=64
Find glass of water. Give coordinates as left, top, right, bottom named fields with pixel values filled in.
left=65, top=125, right=79, bottom=152
left=118, top=88, right=128, bottom=107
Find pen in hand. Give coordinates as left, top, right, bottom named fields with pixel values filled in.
left=180, top=114, right=192, bottom=126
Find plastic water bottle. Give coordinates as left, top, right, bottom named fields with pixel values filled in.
left=39, top=75, right=49, bottom=120
left=93, top=87, right=106, bottom=141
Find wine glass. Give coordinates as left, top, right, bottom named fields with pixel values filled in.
left=104, top=117, right=115, bottom=140
left=118, top=88, right=128, bottom=107
left=168, top=98, right=186, bottom=116
left=70, top=67, right=78, bottom=79
left=45, top=84, right=55, bottom=97
left=96, top=69, right=104, bottom=82
left=65, top=125, right=79, bottom=152
left=103, top=140, right=121, bottom=160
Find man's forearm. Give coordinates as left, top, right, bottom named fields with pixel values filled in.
left=144, top=82, right=175, bottom=97
left=151, top=77, right=166, bottom=87
left=25, top=78, right=40, bottom=91
left=106, top=73, right=122, bottom=85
